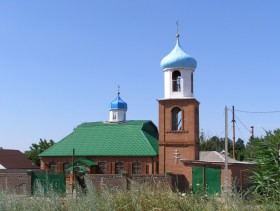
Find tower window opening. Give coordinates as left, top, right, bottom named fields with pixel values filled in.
left=191, top=72, right=194, bottom=94
left=195, top=108, right=199, bottom=135
left=172, top=107, right=182, bottom=131
left=172, top=71, right=181, bottom=92
left=113, top=112, right=116, bottom=120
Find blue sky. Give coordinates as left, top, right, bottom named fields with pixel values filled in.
left=1, top=1, right=279, bottom=151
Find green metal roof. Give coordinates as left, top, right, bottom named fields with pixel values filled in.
left=40, top=120, right=158, bottom=157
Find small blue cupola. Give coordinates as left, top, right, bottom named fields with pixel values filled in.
left=110, top=96, right=127, bottom=111
left=109, top=87, right=127, bottom=122
left=160, top=34, right=197, bottom=70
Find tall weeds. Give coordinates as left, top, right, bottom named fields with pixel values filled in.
left=0, top=177, right=279, bottom=211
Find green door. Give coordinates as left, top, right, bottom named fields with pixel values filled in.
left=205, top=167, right=221, bottom=195
left=192, top=166, right=221, bottom=195
left=192, top=166, right=204, bottom=194
left=31, top=174, right=66, bottom=195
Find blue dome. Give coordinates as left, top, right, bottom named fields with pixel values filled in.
left=160, top=39, right=197, bottom=70
left=109, top=96, right=127, bottom=110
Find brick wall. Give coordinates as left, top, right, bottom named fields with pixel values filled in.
left=86, top=174, right=127, bottom=190
left=0, top=169, right=31, bottom=194
left=158, top=98, right=200, bottom=176
left=41, top=156, right=158, bottom=175
left=226, top=164, right=253, bottom=190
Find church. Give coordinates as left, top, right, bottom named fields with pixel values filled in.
left=39, top=92, right=159, bottom=175
left=40, top=31, right=252, bottom=192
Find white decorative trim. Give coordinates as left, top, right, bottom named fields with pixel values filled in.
left=163, top=67, right=195, bottom=72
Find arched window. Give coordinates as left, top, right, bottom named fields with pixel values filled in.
left=115, top=162, right=124, bottom=174
left=195, top=108, right=199, bottom=134
left=49, top=161, right=57, bottom=174
left=132, top=161, right=141, bottom=174
left=98, top=161, right=107, bottom=174
left=172, top=107, right=182, bottom=131
left=113, top=112, right=116, bottom=120
left=172, top=71, right=181, bottom=92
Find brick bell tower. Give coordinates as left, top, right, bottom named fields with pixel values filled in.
left=158, top=30, right=199, bottom=175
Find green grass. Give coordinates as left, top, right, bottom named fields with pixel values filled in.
left=0, top=179, right=279, bottom=211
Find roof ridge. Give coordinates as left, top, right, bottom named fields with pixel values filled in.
left=216, top=151, right=225, bottom=161
left=78, top=120, right=150, bottom=127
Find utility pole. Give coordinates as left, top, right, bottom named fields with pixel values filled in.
left=232, top=106, right=236, bottom=159
left=224, top=106, right=229, bottom=194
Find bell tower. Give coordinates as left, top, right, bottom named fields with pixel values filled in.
left=158, top=30, right=200, bottom=175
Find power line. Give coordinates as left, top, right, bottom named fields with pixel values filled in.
left=218, top=130, right=225, bottom=137
left=234, top=114, right=251, bottom=133
left=236, top=126, right=246, bottom=141
left=235, top=109, right=280, bottom=114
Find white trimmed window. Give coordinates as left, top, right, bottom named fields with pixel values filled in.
left=98, top=161, right=107, bottom=174
left=115, top=162, right=124, bottom=174
left=132, top=161, right=141, bottom=174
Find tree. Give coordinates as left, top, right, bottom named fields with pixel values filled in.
left=199, top=133, right=247, bottom=160
left=245, top=137, right=262, bottom=160
left=200, top=135, right=222, bottom=151
left=234, top=138, right=246, bottom=161
left=200, top=135, right=233, bottom=154
left=25, top=139, right=55, bottom=167
left=246, top=129, right=280, bottom=202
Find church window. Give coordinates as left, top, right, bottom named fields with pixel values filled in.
left=115, top=162, right=124, bottom=174
left=146, top=165, right=150, bottom=174
left=172, top=107, right=182, bottom=131
left=49, top=162, right=57, bottom=174
left=132, top=161, right=141, bottom=174
left=98, top=161, right=107, bottom=174
left=156, top=162, right=159, bottom=174
left=191, top=72, right=194, bottom=94
left=172, top=71, right=181, bottom=92
left=113, top=112, right=116, bottom=120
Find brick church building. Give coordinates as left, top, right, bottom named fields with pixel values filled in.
left=40, top=31, right=252, bottom=192
left=40, top=92, right=159, bottom=175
